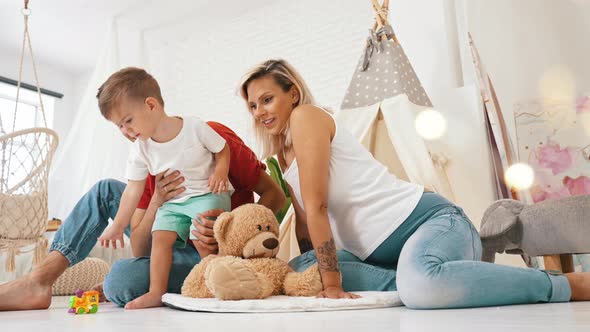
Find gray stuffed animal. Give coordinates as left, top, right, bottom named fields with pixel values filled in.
left=480, top=195, right=590, bottom=263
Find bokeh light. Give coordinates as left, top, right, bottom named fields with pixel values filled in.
left=538, top=65, right=576, bottom=101
left=415, top=109, right=447, bottom=140
left=504, top=163, right=535, bottom=190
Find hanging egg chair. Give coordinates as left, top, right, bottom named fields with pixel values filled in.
left=0, top=0, right=59, bottom=272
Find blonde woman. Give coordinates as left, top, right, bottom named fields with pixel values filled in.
left=238, top=59, right=590, bottom=308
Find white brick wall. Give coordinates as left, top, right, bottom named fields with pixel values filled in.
left=144, top=0, right=376, bottom=151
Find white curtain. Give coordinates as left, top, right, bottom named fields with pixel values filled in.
left=48, top=20, right=133, bottom=219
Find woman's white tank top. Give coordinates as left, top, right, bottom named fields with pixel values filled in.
left=283, top=109, right=423, bottom=260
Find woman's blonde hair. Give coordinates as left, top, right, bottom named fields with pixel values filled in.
left=239, top=59, right=316, bottom=159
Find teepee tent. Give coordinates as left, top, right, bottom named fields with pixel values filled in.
left=337, top=0, right=454, bottom=200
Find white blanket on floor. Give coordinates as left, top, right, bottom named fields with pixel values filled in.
left=162, top=291, right=402, bottom=313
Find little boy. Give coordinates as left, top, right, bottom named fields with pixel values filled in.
left=96, top=67, right=232, bottom=309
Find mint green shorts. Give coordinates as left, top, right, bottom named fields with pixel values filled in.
left=153, top=192, right=231, bottom=248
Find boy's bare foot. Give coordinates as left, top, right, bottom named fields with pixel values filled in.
left=566, top=272, right=590, bottom=301
left=124, top=291, right=164, bottom=309
left=0, top=274, right=52, bottom=311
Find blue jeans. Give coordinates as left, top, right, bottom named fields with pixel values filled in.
left=49, top=179, right=201, bottom=306
left=289, top=193, right=571, bottom=309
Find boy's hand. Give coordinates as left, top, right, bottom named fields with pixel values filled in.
left=98, top=224, right=126, bottom=249
left=208, top=171, right=229, bottom=194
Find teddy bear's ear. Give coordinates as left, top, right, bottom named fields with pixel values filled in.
left=214, top=211, right=234, bottom=244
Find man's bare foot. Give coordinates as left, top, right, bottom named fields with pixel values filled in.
left=124, top=291, right=164, bottom=309
left=0, top=274, right=52, bottom=311
left=566, top=272, right=590, bottom=301
left=90, top=283, right=108, bottom=303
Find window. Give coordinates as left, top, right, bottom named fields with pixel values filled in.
left=0, top=81, right=57, bottom=191
left=0, top=81, right=55, bottom=133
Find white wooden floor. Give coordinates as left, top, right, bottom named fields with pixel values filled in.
left=1, top=296, right=590, bottom=332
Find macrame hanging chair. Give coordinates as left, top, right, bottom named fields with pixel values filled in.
left=338, top=0, right=455, bottom=200
left=0, top=0, right=59, bottom=272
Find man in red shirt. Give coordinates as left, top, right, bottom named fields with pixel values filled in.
left=0, top=122, right=285, bottom=310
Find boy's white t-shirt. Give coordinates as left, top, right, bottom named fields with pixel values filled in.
left=125, top=116, right=233, bottom=203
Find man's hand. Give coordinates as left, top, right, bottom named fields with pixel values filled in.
left=191, top=209, right=225, bottom=257
left=152, top=169, right=185, bottom=207
left=98, top=224, right=126, bottom=249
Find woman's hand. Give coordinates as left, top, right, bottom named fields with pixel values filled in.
left=152, top=169, right=185, bottom=208
left=317, top=286, right=361, bottom=299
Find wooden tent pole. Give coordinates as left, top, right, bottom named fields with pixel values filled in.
left=370, top=0, right=397, bottom=42
left=373, top=0, right=390, bottom=24
left=371, top=0, right=385, bottom=29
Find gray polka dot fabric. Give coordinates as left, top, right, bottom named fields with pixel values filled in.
left=341, top=38, right=432, bottom=109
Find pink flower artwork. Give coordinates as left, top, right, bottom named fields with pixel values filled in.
left=536, top=143, right=574, bottom=175
left=576, top=96, right=590, bottom=114
left=563, top=175, right=590, bottom=196
left=530, top=184, right=570, bottom=203
left=528, top=169, right=571, bottom=203
left=516, top=97, right=590, bottom=206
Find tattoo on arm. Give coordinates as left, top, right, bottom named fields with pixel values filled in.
left=316, top=238, right=339, bottom=272
left=298, top=238, right=313, bottom=254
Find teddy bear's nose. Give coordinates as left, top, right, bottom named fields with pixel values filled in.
left=263, top=238, right=279, bottom=250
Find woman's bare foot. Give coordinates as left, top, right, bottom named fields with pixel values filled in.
left=566, top=272, right=590, bottom=301
left=124, top=291, right=164, bottom=309
left=0, top=274, right=52, bottom=311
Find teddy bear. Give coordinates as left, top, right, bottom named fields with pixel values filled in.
left=181, top=203, right=323, bottom=300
